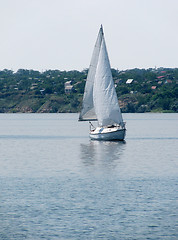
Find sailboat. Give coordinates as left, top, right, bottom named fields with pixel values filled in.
left=79, top=25, right=126, bottom=141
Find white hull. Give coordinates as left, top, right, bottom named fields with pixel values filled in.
left=90, top=126, right=126, bottom=141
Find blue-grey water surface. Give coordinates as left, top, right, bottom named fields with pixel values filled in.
left=0, top=113, right=177, bottom=240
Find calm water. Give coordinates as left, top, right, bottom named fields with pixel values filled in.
left=0, top=113, right=177, bottom=240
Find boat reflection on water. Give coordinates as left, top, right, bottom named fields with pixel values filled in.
left=80, top=140, right=126, bottom=170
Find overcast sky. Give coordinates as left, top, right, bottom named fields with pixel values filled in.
left=0, top=0, right=178, bottom=72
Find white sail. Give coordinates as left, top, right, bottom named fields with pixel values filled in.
left=93, top=36, right=124, bottom=127
left=79, top=26, right=103, bottom=121
left=79, top=25, right=126, bottom=140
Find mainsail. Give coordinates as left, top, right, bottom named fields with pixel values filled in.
left=79, top=25, right=124, bottom=127
left=79, top=26, right=103, bottom=121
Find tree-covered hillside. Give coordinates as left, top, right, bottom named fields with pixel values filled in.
left=0, top=68, right=177, bottom=113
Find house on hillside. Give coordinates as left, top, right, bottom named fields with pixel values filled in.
left=157, top=76, right=165, bottom=80
left=65, top=81, right=74, bottom=94
left=165, top=80, right=172, bottom=84
left=126, top=79, right=133, bottom=84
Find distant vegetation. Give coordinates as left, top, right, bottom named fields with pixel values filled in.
left=0, top=68, right=177, bottom=113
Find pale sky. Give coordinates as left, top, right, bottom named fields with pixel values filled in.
left=0, top=0, right=178, bottom=71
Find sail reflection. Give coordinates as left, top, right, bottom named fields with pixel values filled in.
left=80, top=140, right=126, bottom=170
